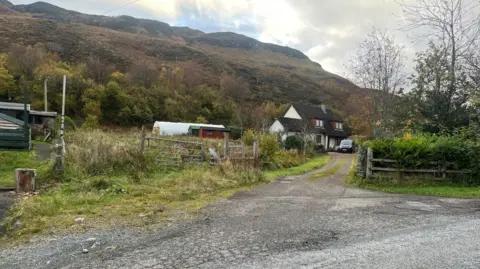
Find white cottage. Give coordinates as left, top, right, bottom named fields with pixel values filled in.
left=269, top=104, right=349, bottom=150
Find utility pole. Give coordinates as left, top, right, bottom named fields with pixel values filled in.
left=55, top=75, right=66, bottom=174
left=61, top=75, right=66, bottom=153
left=44, top=77, right=48, bottom=112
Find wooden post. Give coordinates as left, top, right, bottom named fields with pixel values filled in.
left=140, top=126, right=146, bottom=153
left=44, top=77, right=48, bottom=112
left=223, top=132, right=230, bottom=160
left=242, top=143, right=246, bottom=170
left=366, top=147, right=373, bottom=179
left=15, top=168, right=36, bottom=193
left=253, top=140, right=259, bottom=169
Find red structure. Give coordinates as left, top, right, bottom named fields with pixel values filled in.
left=198, top=127, right=231, bottom=139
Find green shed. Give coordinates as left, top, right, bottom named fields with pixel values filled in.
left=188, top=125, right=200, bottom=136
left=0, top=113, right=31, bottom=150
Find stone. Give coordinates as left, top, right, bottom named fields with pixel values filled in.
left=82, top=249, right=89, bottom=254
left=74, top=217, right=85, bottom=224
left=85, top=237, right=96, bottom=242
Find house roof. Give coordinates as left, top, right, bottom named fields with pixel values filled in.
left=323, top=121, right=350, bottom=137
left=30, top=110, right=58, bottom=117
left=276, top=117, right=327, bottom=134
left=292, top=104, right=343, bottom=122
left=0, top=101, right=31, bottom=111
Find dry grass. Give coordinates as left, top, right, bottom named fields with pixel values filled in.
left=0, top=129, right=266, bottom=244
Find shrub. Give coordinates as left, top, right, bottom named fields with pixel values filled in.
left=365, top=134, right=480, bottom=179
left=259, top=133, right=280, bottom=164
left=285, top=135, right=302, bottom=150
left=243, top=129, right=255, bottom=146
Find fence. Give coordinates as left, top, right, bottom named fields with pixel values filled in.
left=357, top=146, right=472, bottom=179
left=142, top=136, right=205, bottom=168
left=0, top=128, right=31, bottom=150
left=140, top=132, right=259, bottom=170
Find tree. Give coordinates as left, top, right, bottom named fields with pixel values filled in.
left=254, top=102, right=277, bottom=131
left=0, top=53, right=14, bottom=101
left=220, top=72, right=250, bottom=101
left=127, top=60, right=158, bottom=89
left=85, top=56, right=115, bottom=85
left=410, top=43, right=472, bottom=133
left=7, top=43, right=49, bottom=81
left=346, top=28, right=407, bottom=136
left=398, top=0, right=480, bottom=96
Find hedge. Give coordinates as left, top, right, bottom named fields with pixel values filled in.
left=365, top=134, right=480, bottom=176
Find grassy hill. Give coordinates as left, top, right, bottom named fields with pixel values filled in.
left=0, top=1, right=368, bottom=115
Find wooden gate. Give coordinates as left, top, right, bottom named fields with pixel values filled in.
left=144, top=137, right=205, bottom=168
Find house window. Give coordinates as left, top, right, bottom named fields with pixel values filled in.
left=315, top=119, right=323, bottom=128
left=335, top=122, right=343, bottom=130
left=207, top=131, right=213, bottom=136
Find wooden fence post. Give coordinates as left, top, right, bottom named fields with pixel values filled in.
left=253, top=140, right=259, bottom=169
left=224, top=132, right=230, bottom=160
left=15, top=168, right=36, bottom=193
left=366, top=147, right=373, bottom=179
left=140, top=126, right=146, bottom=153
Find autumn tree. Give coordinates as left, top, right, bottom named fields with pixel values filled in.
left=127, top=60, right=158, bottom=89
left=346, top=28, right=406, bottom=137
left=85, top=56, right=115, bottom=85
left=255, top=102, right=277, bottom=131
left=220, top=72, right=251, bottom=101
left=0, top=53, right=15, bottom=101
left=7, top=43, right=50, bottom=81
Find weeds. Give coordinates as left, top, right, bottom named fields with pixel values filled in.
left=264, top=155, right=331, bottom=181
left=309, top=159, right=345, bottom=181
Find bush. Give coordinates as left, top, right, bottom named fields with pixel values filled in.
left=243, top=129, right=255, bottom=146
left=365, top=133, right=480, bottom=179
left=259, top=133, right=280, bottom=164
left=285, top=135, right=302, bottom=150
left=56, top=115, right=77, bottom=131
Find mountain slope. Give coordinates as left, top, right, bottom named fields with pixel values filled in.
left=0, top=1, right=367, bottom=115
left=0, top=0, right=12, bottom=7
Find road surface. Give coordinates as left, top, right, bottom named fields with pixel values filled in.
left=1, top=153, right=480, bottom=268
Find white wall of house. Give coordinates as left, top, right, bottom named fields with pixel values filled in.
left=315, top=134, right=326, bottom=145
left=284, top=106, right=302, bottom=119
left=269, top=120, right=285, bottom=133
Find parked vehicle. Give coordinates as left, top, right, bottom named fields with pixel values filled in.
left=338, top=139, right=355, bottom=153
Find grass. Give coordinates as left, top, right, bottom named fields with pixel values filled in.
left=264, top=155, right=331, bottom=181
left=347, top=157, right=480, bottom=198
left=308, top=158, right=345, bottom=181
left=1, top=166, right=266, bottom=244
left=0, top=149, right=50, bottom=188
left=0, top=130, right=331, bottom=245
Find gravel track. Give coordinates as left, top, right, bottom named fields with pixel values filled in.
left=1, top=153, right=480, bottom=269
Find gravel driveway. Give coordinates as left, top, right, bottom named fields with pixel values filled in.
left=1, top=153, right=480, bottom=269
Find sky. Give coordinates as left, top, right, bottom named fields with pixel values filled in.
left=10, top=0, right=429, bottom=76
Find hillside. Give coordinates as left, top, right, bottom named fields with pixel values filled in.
left=0, top=1, right=367, bottom=115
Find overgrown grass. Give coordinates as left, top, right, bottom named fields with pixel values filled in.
left=0, top=149, right=51, bottom=188
left=347, top=157, right=480, bottom=198
left=264, top=155, right=331, bottom=181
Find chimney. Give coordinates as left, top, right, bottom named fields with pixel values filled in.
left=320, top=104, right=327, bottom=113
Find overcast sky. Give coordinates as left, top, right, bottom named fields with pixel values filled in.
left=11, top=0, right=431, bottom=76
